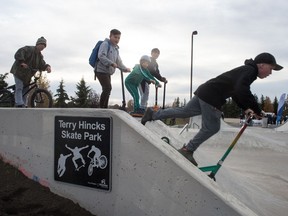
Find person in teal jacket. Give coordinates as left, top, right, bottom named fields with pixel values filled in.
left=125, top=55, right=161, bottom=114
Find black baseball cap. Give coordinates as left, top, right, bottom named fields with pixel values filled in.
left=254, top=53, right=283, bottom=71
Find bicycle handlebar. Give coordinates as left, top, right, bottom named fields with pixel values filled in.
left=20, top=64, right=43, bottom=80
left=33, top=71, right=42, bottom=80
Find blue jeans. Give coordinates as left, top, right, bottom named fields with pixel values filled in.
left=138, top=82, right=149, bottom=109
left=14, top=75, right=29, bottom=106
left=152, top=96, right=222, bottom=151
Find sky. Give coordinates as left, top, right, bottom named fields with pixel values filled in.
left=0, top=0, right=287, bottom=107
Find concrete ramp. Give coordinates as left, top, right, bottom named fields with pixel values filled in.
left=185, top=115, right=239, bottom=131
left=275, top=121, right=288, bottom=132
left=0, top=108, right=257, bottom=216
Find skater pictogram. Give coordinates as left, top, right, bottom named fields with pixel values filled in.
left=65, top=144, right=89, bottom=171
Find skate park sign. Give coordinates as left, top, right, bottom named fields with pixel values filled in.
left=54, top=116, right=112, bottom=191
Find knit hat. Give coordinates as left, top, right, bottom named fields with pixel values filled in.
left=36, top=36, right=47, bottom=47
left=254, top=53, right=283, bottom=71
left=140, top=55, right=151, bottom=63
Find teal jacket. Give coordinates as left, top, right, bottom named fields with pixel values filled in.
left=125, top=64, right=159, bottom=86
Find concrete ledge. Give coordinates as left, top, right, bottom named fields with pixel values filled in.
left=0, top=108, right=257, bottom=216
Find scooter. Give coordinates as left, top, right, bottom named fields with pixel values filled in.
left=161, top=114, right=253, bottom=181
left=119, top=69, right=126, bottom=111
left=153, top=86, right=160, bottom=111
left=153, top=81, right=167, bottom=111
left=199, top=114, right=253, bottom=181
left=162, top=82, right=167, bottom=109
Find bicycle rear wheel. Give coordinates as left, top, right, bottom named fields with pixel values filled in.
left=30, top=89, right=53, bottom=108
left=0, top=89, right=14, bottom=107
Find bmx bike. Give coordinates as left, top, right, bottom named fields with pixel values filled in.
left=87, top=153, right=108, bottom=176
left=0, top=71, right=53, bottom=108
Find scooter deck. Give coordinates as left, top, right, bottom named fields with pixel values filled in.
left=130, top=113, right=144, bottom=118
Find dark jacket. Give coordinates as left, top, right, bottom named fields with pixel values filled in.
left=147, top=58, right=164, bottom=81
left=140, top=57, right=164, bottom=91
left=10, top=46, right=49, bottom=85
left=194, top=59, right=261, bottom=114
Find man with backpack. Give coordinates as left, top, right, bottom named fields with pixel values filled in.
left=93, top=29, right=130, bottom=108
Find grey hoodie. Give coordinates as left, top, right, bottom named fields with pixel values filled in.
left=95, top=38, right=127, bottom=75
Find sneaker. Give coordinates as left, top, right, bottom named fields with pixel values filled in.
left=141, top=107, right=154, bottom=125
left=178, top=146, right=198, bottom=166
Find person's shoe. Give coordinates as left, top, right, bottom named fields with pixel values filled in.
left=141, top=107, right=154, bottom=125
left=178, top=146, right=198, bottom=166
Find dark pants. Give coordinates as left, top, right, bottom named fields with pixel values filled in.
left=96, top=72, right=111, bottom=108
left=153, top=96, right=222, bottom=151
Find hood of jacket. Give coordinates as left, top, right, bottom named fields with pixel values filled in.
left=244, top=58, right=258, bottom=74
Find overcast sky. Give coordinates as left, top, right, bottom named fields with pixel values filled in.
left=0, top=0, right=287, bottom=106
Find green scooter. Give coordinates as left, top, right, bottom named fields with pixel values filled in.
left=161, top=114, right=253, bottom=181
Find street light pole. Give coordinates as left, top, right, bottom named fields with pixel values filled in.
left=190, top=30, right=198, bottom=99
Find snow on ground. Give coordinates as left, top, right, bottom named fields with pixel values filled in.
left=145, top=119, right=288, bottom=216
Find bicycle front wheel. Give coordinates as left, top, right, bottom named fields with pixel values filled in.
left=30, top=89, right=53, bottom=108
left=0, top=89, right=14, bottom=107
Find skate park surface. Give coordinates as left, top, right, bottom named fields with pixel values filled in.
left=0, top=108, right=287, bottom=216
left=275, top=120, right=288, bottom=132
left=147, top=116, right=288, bottom=216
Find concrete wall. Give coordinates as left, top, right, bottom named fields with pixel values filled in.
left=0, top=108, right=257, bottom=216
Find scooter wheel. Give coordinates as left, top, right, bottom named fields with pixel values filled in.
left=161, top=136, right=170, bottom=144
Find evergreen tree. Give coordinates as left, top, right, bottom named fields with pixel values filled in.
left=88, top=89, right=100, bottom=108
left=260, top=95, right=265, bottom=110
left=0, top=73, right=9, bottom=90
left=263, top=96, right=273, bottom=112
left=222, top=98, right=242, bottom=118
left=254, top=94, right=259, bottom=106
left=54, top=79, right=70, bottom=108
left=173, top=97, right=180, bottom=107
left=273, top=96, right=278, bottom=114
left=72, top=78, right=91, bottom=108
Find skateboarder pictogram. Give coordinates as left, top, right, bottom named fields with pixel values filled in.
left=65, top=144, right=89, bottom=171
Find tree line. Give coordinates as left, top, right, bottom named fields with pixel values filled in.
left=1, top=73, right=287, bottom=119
